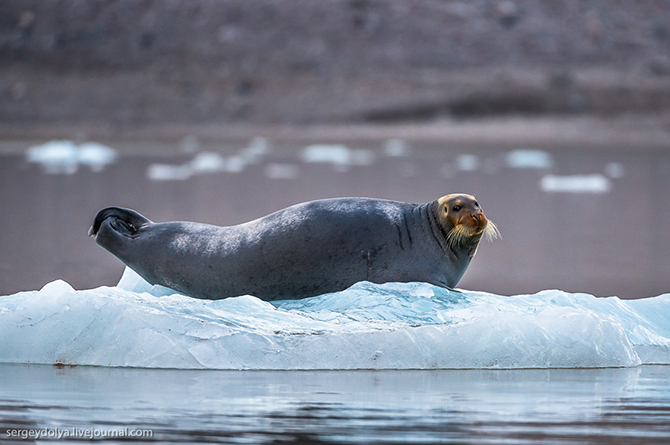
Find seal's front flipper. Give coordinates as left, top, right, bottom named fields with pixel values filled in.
left=89, top=207, right=152, bottom=238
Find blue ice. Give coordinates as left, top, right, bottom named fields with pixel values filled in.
left=1, top=267, right=668, bottom=370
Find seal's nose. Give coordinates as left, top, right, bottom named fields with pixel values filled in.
left=470, top=212, right=488, bottom=228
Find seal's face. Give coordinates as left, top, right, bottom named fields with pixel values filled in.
left=435, top=194, right=500, bottom=252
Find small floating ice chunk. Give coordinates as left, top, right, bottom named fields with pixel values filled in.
left=241, top=137, right=269, bottom=164
left=456, top=154, right=479, bottom=172
left=77, top=142, right=118, bottom=172
left=146, top=164, right=193, bottom=181
left=145, top=139, right=270, bottom=181
left=541, top=174, right=611, bottom=193
left=26, top=141, right=79, bottom=174
left=26, top=140, right=118, bottom=174
left=506, top=149, right=553, bottom=169
left=302, top=144, right=351, bottom=165
left=604, top=162, right=625, bottom=179
left=301, top=144, right=374, bottom=171
left=224, top=155, right=246, bottom=173
left=146, top=149, right=254, bottom=180
left=265, top=163, right=300, bottom=180
left=384, top=139, right=409, bottom=157
left=190, top=152, right=227, bottom=174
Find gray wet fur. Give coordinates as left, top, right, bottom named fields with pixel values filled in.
left=90, top=198, right=477, bottom=301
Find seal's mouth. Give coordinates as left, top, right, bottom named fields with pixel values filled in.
left=447, top=214, right=500, bottom=249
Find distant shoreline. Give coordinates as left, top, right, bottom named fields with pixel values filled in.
left=1, top=115, right=669, bottom=155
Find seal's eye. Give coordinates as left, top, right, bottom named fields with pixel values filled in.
left=474, top=201, right=479, bottom=207
left=452, top=205, right=462, bottom=212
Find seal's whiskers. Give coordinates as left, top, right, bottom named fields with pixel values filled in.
left=484, top=220, right=501, bottom=242
left=446, top=225, right=471, bottom=249
left=447, top=220, right=500, bottom=249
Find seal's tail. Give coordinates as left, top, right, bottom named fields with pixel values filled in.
left=89, top=207, right=152, bottom=237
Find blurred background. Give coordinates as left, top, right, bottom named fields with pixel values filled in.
left=1, top=0, right=670, bottom=298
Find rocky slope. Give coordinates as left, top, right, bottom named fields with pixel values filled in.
left=1, top=0, right=670, bottom=129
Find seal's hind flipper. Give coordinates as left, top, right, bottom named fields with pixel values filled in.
left=89, top=207, right=152, bottom=237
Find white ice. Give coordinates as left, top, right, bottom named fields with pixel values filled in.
left=1, top=268, right=668, bottom=370
left=506, top=149, right=553, bottom=169
left=25, top=140, right=118, bottom=174
left=541, top=174, right=611, bottom=193
left=301, top=144, right=375, bottom=171
left=264, top=163, right=300, bottom=180
left=384, top=139, right=409, bottom=157
left=456, top=154, right=479, bottom=171
left=146, top=138, right=270, bottom=181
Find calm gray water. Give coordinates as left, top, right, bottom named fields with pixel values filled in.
left=1, top=136, right=669, bottom=299
left=2, top=137, right=670, bottom=444
left=1, top=364, right=670, bottom=444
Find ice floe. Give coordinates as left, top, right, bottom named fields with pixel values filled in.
left=1, top=268, right=667, bottom=370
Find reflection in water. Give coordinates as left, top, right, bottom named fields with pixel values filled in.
left=0, top=364, right=669, bottom=443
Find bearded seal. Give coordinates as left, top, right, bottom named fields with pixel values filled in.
left=89, top=194, right=498, bottom=301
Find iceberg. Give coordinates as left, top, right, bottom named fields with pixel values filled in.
left=1, top=268, right=668, bottom=370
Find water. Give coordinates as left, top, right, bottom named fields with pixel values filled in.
left=2, top=135, right=670, bottom=443
left=1, top=364, right=670, bottom=443
left=2, top=269, right=668, bottom=444
left=1, top=136, right=669, bottom=299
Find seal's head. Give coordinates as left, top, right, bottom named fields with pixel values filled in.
left=434, top=193, right=500, bottom=255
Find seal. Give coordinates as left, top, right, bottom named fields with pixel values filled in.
left=89, top=194, right=498, bottom=301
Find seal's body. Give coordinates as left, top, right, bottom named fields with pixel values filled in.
left=90, top=196, right=498, bottom=301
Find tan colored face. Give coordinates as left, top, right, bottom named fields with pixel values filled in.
left=436, top=193, right=489, bottom=238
